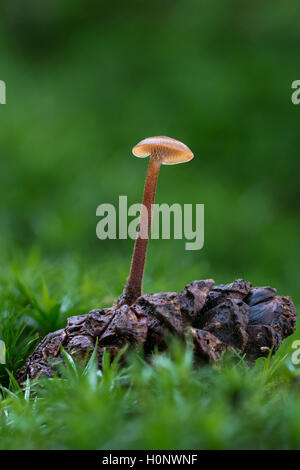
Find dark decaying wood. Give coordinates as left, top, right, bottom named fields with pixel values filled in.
left=16, top=279, right=297, bottom=383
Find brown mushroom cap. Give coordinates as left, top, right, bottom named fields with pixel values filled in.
left=132, top=136, right=194, bottom=165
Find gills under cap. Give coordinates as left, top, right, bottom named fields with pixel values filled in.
left=132, top=136, right=194, bottom=165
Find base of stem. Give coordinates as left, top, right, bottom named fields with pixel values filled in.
left=115, top=283, right=141, bottom=308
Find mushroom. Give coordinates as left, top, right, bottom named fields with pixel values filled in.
left=117, top=136, right=194, bottom=307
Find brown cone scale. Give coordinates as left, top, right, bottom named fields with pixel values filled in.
left=16, top=279, right=296, bottom=383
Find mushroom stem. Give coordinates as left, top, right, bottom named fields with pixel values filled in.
left=118, top=156, right=161, bottom=306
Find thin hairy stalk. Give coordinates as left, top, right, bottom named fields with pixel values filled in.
left=118, top=157, right=160, bottom=306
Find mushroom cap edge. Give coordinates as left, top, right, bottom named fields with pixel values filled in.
left=132, top=136, right=194, bottom=165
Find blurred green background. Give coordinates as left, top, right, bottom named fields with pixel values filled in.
left=1, top=0, right=300, bottom=451
left=0, top=0, right=299, bottom=300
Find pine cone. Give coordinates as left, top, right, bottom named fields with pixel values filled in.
left=16, top=279, right=297, bottom=383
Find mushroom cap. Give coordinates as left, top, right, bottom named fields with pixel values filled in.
left=132, top=136, right=194, bottom=165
